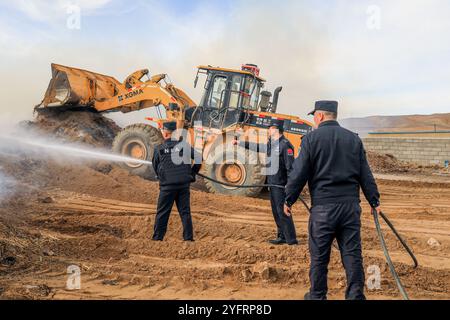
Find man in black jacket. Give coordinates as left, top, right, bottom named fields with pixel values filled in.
left=152, top=122, right=202, bottom=241
left=285, top=101, right=381, bottom=300
left=233, top=119, right=298, bottom=245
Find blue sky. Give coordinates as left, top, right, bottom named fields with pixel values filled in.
left=1, top=0, right=450, bottom=125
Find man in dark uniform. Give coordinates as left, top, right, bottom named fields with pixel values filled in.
left=233, top=119, right=298, bottom=245
left=152, top=122, right=202, bottom=241
left=284, top=101, right=381, bottom=300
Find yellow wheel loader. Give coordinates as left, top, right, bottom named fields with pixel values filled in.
left=37, top=63, right=313, bottom=197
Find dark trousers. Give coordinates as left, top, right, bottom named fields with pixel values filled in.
left=308, top=202, right=365, bottom=300
left=152, top=187, right=194, bottom=241
left=269, top=187, right=297, bottom=243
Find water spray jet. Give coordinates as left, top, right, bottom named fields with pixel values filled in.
left=0, top=134, right=152, bottom=166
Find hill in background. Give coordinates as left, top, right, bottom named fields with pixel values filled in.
left=341, top=113, right=450, bottom=137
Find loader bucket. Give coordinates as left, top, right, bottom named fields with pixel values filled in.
left=37, top=64, right=122, bottom=109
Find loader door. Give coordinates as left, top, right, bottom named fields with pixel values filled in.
left=198, top=73, right=243, bottom=130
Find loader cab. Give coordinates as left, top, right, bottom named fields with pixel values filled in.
left=192, top=65, right=265, bottom=130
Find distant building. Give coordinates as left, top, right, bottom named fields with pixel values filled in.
left=368, top=130, right=450, bottom=138
left=364, top=131, right=450, bottom=166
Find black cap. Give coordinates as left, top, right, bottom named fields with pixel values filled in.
left=270, top=119, right=285, bottom=131
left=308, top=100, right=338, bottom=116
left=162, top=121, right=177, bottom=132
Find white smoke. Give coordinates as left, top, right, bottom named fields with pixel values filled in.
left=0, top=166, right=16, bottom=204
left=0, top=117, right=154, bottom=204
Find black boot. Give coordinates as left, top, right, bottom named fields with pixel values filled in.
left=304, top=291, right=327, bottom=300
left=268, top=238, right=287, bottom=245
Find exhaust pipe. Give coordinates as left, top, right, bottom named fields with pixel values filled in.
left=271, top=86, right=283, bottom=113
left=258, top=91, right=272, bottom=112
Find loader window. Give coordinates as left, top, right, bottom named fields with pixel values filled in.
left=199, top=73, right=212, bottom=107
left=251, top=84, right=261, bottom=110
left=209, top=76, right=227, bottom=109
left=242, top=76, right=261, bottom=110
left=229, top=75, right=243, bottom=109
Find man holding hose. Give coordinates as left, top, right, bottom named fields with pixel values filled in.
left=285, top=101, right=381, bottom=300
left=152, top=121, right=202, bottom=242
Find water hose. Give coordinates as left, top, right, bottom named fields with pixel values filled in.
left=148, top=155, right=418, bottom=298
left=379, top=211, right=418, bottom=269
left=196, top=172, right=340, bottom=249
left=197, top=172, right=315, bottom=210
left=372, top=208, right=409, bottom=300
left=196, top=172, right=284, bottom=190
left=197, top=172, right=313, bottom=220
left=196, top=172, right=418, bottom=300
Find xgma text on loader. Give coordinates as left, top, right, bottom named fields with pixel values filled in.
left=36, top=63, right=313, bottom=197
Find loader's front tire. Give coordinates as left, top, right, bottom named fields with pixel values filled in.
left=112, top=124, right=163, bottom=179
left=203, top=144, right=266, bottom=197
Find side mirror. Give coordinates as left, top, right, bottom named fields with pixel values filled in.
left=168, top=103, right=180, bottom=111
left=204, top=78, right=211, bottom=90
left=194, top=74, right=199, bottom=88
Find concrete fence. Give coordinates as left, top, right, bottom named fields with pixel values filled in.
left=363, top=137, right=450, bottom=166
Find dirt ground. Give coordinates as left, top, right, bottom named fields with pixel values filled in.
left=0, top=111, right=449, bottom=300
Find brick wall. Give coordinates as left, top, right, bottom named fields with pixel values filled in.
left=363, top=138, right=450, bottom=166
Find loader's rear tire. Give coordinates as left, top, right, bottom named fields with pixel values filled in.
left=202, top=144, right=266, bottom=197
left=112, top=124, right=163, bottom=179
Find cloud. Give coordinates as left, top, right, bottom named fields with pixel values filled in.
left=97, top=0, right=450, bottom=119
left=2, top=0, right=113, bottom=22
left=1, top=0, right=450, bottom=126
left=116, top=0, right=333, bottom=118
left=320, top=0, right=450, bottom=116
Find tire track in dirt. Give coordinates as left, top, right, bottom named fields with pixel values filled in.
left=4, top=175, right=449, bottom=300
left=47, top=191, right=450, bottom=243
left=44, top=191, right=450, bottom=265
